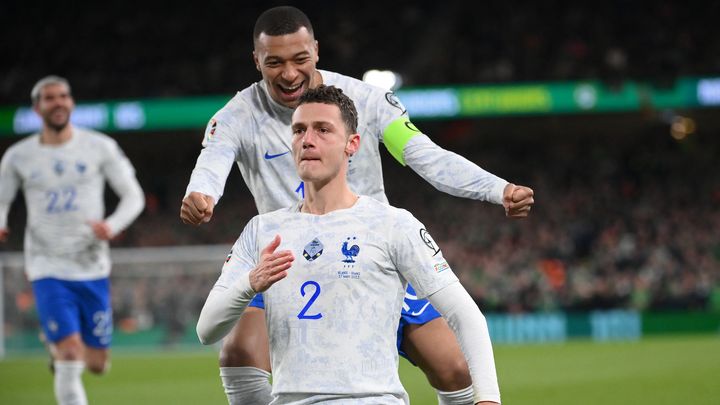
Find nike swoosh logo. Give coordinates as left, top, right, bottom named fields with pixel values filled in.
left=264, top=151, right=290, bottom=160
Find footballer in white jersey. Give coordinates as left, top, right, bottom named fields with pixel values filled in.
left=198, top=85, right=501, bottom=404
left=209, top=197, right=459, bottom=404
left=0, top=76, right=144, bottom=405
left=185, top=7, right=529, bottom=405
left=0, top=127, right=144, bottom=281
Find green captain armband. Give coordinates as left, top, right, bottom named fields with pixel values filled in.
left=383, top=116, right=421, bottom=166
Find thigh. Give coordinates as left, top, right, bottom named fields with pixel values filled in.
left=32, top=278, right=81, bottom=344
left=401, top=317, right=471, bottom=390
left=75, top=278, right=112, bottom=349
left=396, top=284, right=442, bottom=361
left=219, top=306, right=271, bottom=371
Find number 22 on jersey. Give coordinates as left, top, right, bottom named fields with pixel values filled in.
left=46, top=186, right=78, bottom=213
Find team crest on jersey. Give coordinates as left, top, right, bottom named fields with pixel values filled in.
left=341, top=236, right=360, bottom=264
left=53, top=160, right=65, bottom=176
left=303, top=238, right=324, bottom=261
left=205, top=118, right=218, bottom=142
left=76, top=161, right=87, bottom=174
left=419, top=228, right=440, bottom=257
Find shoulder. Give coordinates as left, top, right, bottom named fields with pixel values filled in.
left=214, top=85, right=260, bottom=123
left=76, top=127, right=115, bottom=144
left=75, top=127, right=123, bottom=154
left=357, top=196, right=415, bottom=225
left=321, top=70, right=405, bottom=121
left=2, top=135, right=40, bottom=165
left=322, top=70, right=385, bottom=101
left=5, top=134, right=39, bottom=155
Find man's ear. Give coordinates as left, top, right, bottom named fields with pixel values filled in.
left=346, top=133, right=360, bottom=156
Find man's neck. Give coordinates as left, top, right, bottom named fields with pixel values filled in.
left=301, top=177, right=358, bottom=215
left=40, top=125, right=73, bottom=145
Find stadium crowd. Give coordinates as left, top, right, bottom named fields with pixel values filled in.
left=2, top=0, right=719, bottom=103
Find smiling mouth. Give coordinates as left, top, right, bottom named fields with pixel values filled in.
left=278, top=82, right=304, bottom=96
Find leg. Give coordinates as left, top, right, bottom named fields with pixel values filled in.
left=402, top=317, right=472, bottom=391
left=219, top=307, right=271, bottom=371
left=32, top=279, right=89, bottom=405
left=219, top=306, right=272, bottom=405
left=52, top=333, right=88, bottom=405
left=85, top=347, right=110, bottom=375
left=399, top=284, right=474, bottom=405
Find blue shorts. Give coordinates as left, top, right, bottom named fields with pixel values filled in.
left=31, top=277, right=113, bottom=348
left=249, top=283, right=441, bottom=361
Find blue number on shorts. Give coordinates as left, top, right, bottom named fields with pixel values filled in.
left=46, top=186, right=78, bottom=213
left=297, top=280, right=322, bottom=320
left=295, top=181, right=305, bottom=199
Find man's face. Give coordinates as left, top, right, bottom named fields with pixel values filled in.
left=291, top=102, right=359, bottom=184
left=253, top=27, right=320, bottom=108
left=33, top=83, right=74, bottom=131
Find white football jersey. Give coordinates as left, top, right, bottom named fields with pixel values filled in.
left=0, top=128, right=143, bottom=281
left=187, top=70, right=405, bottom=214
left=214, top=196, right=459, bottom=403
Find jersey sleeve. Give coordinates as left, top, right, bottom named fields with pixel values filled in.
left=196, top=216, right=259, bottom=344
left=185, top=101, right=247, bottom=204
left=403, top=134, right=508, bottom=204
left=388, top=209, right=458, bottom=299
left=100, top=138, right=145, bottom=235
left=429, top=282, right=501, bottom=403
left=214, top=215, right=260, bottom=290
left=377, top=90, right=508, bottom=205
left=0, top=147, right=21, bottom=229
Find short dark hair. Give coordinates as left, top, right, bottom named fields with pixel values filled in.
left=253, top=6, right=314, bottom=40
left=298, top=85, right=358, bottom=134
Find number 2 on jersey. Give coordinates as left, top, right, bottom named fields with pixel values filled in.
left=297, top=280, right=322, bottom=320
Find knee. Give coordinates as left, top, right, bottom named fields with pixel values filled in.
left=86, top=360, right=109, bottom=375
left=55, top=342, right=84, bottom=361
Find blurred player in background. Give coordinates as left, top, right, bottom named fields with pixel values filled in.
left=181, top=6, right=533, bottom=405
left=0, top=76, right=145, bottom=405
left=197, top=84, right=500, bottom=404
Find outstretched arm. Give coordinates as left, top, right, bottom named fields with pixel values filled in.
left=382, top=116, right=534, bottom=215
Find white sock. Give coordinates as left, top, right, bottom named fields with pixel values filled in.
left=54, top=360, right=88, bottom=405
left=437, top=385, right=474, bottom=405
left=220, top=366, right=272, bottom=405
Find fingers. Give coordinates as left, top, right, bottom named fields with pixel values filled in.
left=180, top=192, right=215, bottom=225
left=251, top=242, right=295, bottom=292
left=505, top=186, right=535, bottom=218
left=88, top=221, right=112, bottom=240
left=261, top=234, right=282, bottom=256
left=512, top=186, right=534, bottom=203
